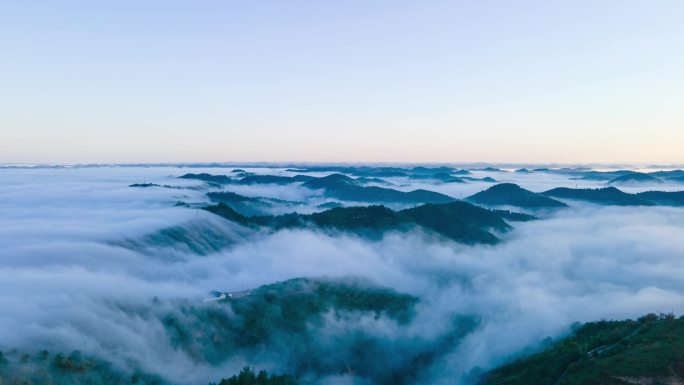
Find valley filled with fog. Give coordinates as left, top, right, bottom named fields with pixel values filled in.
left=2, top=164, right=684, bottom=385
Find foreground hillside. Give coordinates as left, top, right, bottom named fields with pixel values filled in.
left=0, top=350, right=164, bottom=385
left=0, top=277, right=475, bottom=385
left=480, top=313, right=684, bottom=385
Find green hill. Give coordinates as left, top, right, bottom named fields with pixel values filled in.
left=179, top=173, right=232, bottom=184
left=467, top=183, right=568, bottom=209
left=479, top=313, right=684, bottom=385
left=572, top=170, right=633, bottom=181
left=207, top=191, right=303, bottom=216
left=179, top=173, right=313, bottom=186
left=607, top=172, right=663, bottom=185
left=635, top=191, right=684, bottom=206
left=542, top=187, right=654, bottom=206
left=211, top=368, right=297, bottom=385
left=400, top=202, right=510, bottom=244
left=163, top=278, right=420, bottom=365
left=235, top=175, right=314, bottom=185
left=303, top=174, right=456, bottom=204
left=409, top=172, right=465, bottom=183
left=205, top=201, right=515, bottom=245
left=163, top=277, right=477, bottom=385
left=0, top=350, right=164, bottom=385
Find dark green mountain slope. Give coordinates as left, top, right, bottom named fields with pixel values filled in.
left=636, top=191, right=684, bottom=206
left=648, top=170, right=684, bottom=183
left=572, top=170, right=633, bottom=181
left=607, top=172, right=663, bottom=185
left=204, top=203, right=254, bottom=227
left=179, top=173, right=233, bottom=184
left=211, top=368, right=297, bottom=385
left=480, top=313, right=684, bottom=385
left=400, top=202, right=510, bottom=244
left=491, top=210, right=537, bottom=222
left=409, top=172, right=465, bottom=183
left=0, top=350, right=164, bottom=385
left=179, top=173, right=313, bottom=186
left=164, top=277, right=477, bottom=385
left=235, top=175, right=314, bottom=185
left=467, top=183, right=568, bottom=209
left=303, top=174, right=456, bottom=204
left=286, top=165, right=455, bottom=178
left=306, top=205, right=406, bottom=231
left=205, top=201, right=515, bottom=245
left=542, top=187, right=654, bottom=206
left=207, top=191, right=303, bottom=216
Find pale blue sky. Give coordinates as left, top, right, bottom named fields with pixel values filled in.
left=1, top=1, right=683, bottom=164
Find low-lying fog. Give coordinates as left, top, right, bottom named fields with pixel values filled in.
left=1, top=165, right=683, bottom=384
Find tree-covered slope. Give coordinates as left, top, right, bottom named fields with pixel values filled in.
left=607, top=172, right=663, bottom=185
left=0, top=350, right=164, bottom=385
left=400, top=202, right=511, bottom=244
left=207, top=191, right=303, bottom=216
left=205, top=201, right=515, bottom=245
left=466, top=183, right=568, bottom=209
left=162, top=278, right=420, bottom=366
left=160, top=277, right=477, bottom=385
left=211, top=368, right=297, bottom=385
left=635, top=191, right=684, bottom=207
left=479, top=313, right=684, bottom=385
left=179, top=173, right=233, bottom=184
left=542, top=187, right=655, bottom=206
left=303, top=174, right=456, bottom=204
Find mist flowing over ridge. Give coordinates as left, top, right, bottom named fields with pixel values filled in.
left=2, top=164, right=684, bottom=384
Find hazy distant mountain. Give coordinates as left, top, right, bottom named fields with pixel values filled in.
left=542, top=187, right=655, bottom=206
left=207, top=191, right=303, bottom=216
left=466, top=183, right=568, bottom=209
left=180, top=173, right=314, bottom=185
left=642, top=170, right=684, bottom=183
left=409, top=166, right=455, bottom=175
left=354, top=176, right=393, bottom=185
left=236, top=174, right=314, bottom=185
left=571, top=170, right=633, bottom=181
left=607, top=172, right=663, bottom=185
left=461, top=176, right=497, bottom=183
left=474, top=167, right=507, bottom=172
left=667, top=176, right=684, bottom=183
left=409, top=172, right=466, bottom=183
left=303, top=173, right=456, bottom=204
left=179, top=173, right=232, bottom=184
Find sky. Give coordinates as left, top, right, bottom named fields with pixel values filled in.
left=1, top=0, right=683, bottom=164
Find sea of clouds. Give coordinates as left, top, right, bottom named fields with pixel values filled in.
left=1, top=165, right=684, bottom=384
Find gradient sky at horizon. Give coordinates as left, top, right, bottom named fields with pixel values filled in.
left=1, top=0, right=683, bottom=164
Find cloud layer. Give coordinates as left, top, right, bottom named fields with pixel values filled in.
left=1, top=166, right=684, bottom=384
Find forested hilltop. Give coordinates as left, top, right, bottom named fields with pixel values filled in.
left=480, top=314, right=684, bottom=385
